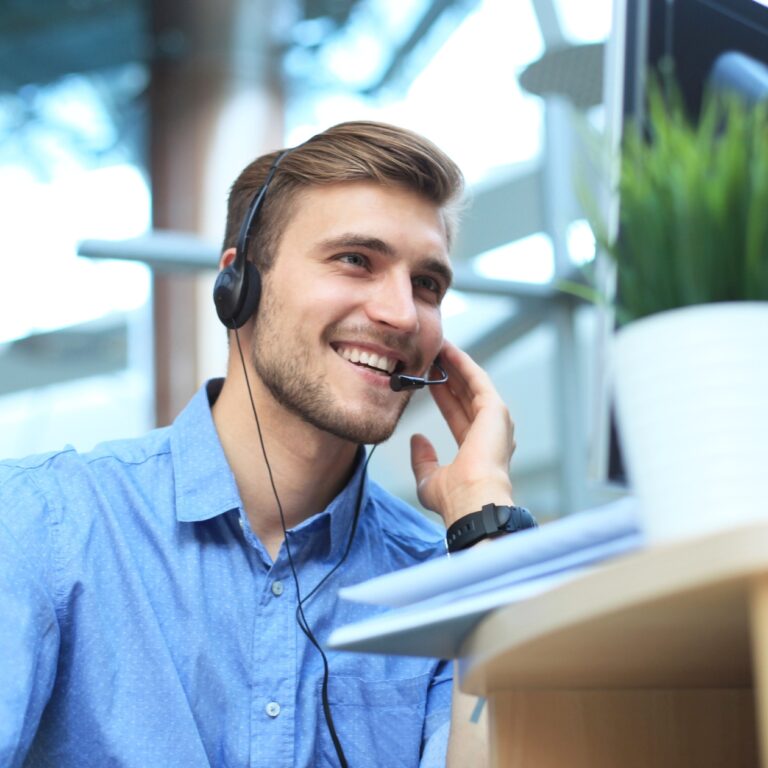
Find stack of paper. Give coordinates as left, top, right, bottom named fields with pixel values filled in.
left=328, top=497, right=644, bottom=659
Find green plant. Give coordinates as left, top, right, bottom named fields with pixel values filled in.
left=610, top=83, right=768, bottom=323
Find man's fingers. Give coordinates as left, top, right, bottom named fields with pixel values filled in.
left=439, top=342, right=499, bottom=414
left=410, top=433, right=440, bottom=509
left=429, top=382, right=471, bottom=445
left=438, top=347, right=473, bottom=411
left=410, top=433, right=438, bottom=482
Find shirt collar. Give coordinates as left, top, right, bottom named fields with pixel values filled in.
left=289, top=445, right=370, bottom=558
left=171, top=379, right=242, bottom=523
left=170, top=380, right=372, bottom=556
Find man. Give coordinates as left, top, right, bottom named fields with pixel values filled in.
left=0, top=122, right=519, bottom=767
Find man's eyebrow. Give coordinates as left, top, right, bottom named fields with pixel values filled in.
left=318, top=234, right=395, bottom=256
left=319, top=233, right=454, bottom=288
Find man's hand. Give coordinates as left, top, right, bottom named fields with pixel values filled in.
left=409, top=340, right=517, bottom=529
left=409, top=341, right=511, bottom=767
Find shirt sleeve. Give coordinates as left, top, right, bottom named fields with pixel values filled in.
left=0, top=476, right=61, bottom=768
left=420, top=657, right=452, bottom=767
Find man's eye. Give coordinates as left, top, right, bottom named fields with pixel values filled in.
left=413, top=275, right=441, bottom=296
left=338, top=253, right=367, bottom=268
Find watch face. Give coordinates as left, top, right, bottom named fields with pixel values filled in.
left=505, top=506, right=537, bottom=532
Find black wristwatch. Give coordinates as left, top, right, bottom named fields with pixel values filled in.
left=446, top=503, right=537, bottom=553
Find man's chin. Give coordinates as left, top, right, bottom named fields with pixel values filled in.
left=306, top=397, right=410, bottom=445
left=314, top=414, right=399, bottom=446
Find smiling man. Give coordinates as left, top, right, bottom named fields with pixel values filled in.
left=0, top=122, right=522, bottom=767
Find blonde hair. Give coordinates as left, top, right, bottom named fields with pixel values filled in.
left=222, top=121, right=464, bottom=271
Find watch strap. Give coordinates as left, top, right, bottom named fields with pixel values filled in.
left=446, top=503, right=537, bottom=553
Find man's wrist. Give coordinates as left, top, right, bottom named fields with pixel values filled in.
left=439, top=478, right=514, bottom=530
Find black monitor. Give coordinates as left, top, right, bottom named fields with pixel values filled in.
left=647, top=0, right=768, bottom=116
left=597, top=0, right=768, bottom=485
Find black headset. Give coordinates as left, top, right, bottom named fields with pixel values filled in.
left=212, top=150, right=291, bottom=329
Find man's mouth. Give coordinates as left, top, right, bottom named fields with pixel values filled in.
left=334, top=344, right=402, bottom=377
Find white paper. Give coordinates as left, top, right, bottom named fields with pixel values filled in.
left=339, top=497, right=641, bottom=608
left=328, top=570, right=582, bottom=658
left=328, top=498, right=644, bottom=659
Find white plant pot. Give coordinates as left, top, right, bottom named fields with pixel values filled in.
left=612, top=302, right=768, bottom=543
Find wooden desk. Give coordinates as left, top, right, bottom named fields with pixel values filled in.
left=459, top=524, right=768, bottom=767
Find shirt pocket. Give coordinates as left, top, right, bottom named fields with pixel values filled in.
left=313, top=673, right=431, bottom=768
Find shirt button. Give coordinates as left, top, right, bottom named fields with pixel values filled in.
left=271, top=580, right=284, bottom=597
left=266, top=701, right=281, bottom=718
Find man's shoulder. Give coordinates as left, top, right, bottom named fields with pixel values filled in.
left=0, top=427, right=172, bottom=506
left=0, top=445, right=83, bottom=499
left=0, top=428, right=177, bottom=573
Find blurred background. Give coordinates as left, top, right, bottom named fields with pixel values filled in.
left=0, top=0, right=625, bottom=521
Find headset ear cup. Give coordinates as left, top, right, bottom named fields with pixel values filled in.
left=213, top=265, right=241, bottom=327
left=231, top=261, right=262, bottom=329
left=216, top=150, right=289, bottom=329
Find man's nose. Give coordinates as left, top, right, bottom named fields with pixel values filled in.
left=365, top=272, right=419, bottom=332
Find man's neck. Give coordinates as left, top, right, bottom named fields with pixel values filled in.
left=211, top=366, right=360, bottom=558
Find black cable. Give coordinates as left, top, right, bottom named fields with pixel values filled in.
left=294, top=446, right=376, bottom=768
left=234, top=328, right=373, bottom=768
left=299, top=446, right=376, bottom=607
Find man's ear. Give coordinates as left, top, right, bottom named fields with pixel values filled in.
left=219, top=247, right=237, bottom=271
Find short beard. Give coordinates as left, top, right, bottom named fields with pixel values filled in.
left=250, top=318, right=415, bottom=445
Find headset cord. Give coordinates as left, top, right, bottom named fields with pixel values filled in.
left=235, top=329, right=375, bottom=768
left=294, top=445, right=376, bottom=768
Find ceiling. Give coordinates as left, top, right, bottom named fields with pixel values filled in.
left=0, top=0, right=380, bottom=93
left=0, top=0, right=145, bottom=92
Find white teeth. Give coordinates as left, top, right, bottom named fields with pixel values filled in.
left=337, top=345, right=397, bottom=373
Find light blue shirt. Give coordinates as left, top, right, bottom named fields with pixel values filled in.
left=0, top=380, right=451, bottom=768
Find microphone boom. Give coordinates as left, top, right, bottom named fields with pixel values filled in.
left=389, top=360, right=448, bottom=392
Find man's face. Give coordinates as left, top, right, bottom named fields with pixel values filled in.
left=249, top=180, right=451, bottom=445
